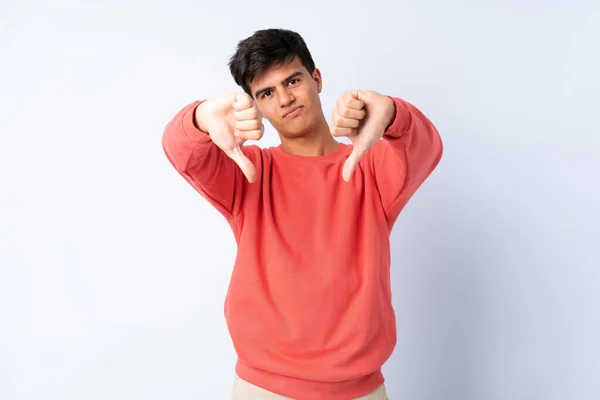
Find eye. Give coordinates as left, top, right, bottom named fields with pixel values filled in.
left=262, top=89, right=272, bottom=99
left=288, top=79, right=299, bottom=86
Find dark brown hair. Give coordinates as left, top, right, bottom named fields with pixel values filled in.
left=228, top=28, right=316, bottom=97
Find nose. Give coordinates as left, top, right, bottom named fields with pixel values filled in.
left=277, top=88, right=295, bottom=108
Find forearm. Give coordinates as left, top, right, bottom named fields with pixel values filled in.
left=162, top=101, right=212, bottom=173
left=161, top=101, right=244, bottom=218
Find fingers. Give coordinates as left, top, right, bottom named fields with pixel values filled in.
left=331, top=126, right=357, bottom=137
left=232, top=93, right=254, bottom=111
left=331, top=107, right=362, bottom=137
left=333, top=114, right=360, bottom=129
left=330, top=90, right=368, bottom=138
left=333, top=89, right=386, bottom=181
left=228, top=146, right=258, bottom=183
left=232, top=94, right=264, bottom=141
left=342, top=146, right=367, bottom=182
left=235, top=118, right=262, bottom=131
left=235, top=128, right=264, bottom=141
left=234, top=122, right=264, bottom=141
left=338, top=106, right=366, bottom=120
left=234, top=105, right=260, bottom=121
left=343, top=97, right=365, bottom=111
left=342, top=90, right=366, bottom=110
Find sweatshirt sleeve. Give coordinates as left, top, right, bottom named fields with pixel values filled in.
left=161, top=100, right=257, bottom=220
left=369, top=97, right=443, bottom=227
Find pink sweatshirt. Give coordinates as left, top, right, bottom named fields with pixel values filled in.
left=162, top=96, right=443, bottom=399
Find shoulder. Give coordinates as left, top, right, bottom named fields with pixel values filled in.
left=363, top=139, right=393, bottom=162
left=242, top=144, right=266, bottom=159
left=241, top=145, right=275, bottom=168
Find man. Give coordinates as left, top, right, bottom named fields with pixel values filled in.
left=162, top=28, right=443, bottom=400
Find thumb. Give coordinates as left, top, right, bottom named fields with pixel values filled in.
left=228, top=146, right=257, bottom=183
left=342, top=146, right=367, bottom=182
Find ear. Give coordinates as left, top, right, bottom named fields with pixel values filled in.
left=312, top=68, right=323, bottom=93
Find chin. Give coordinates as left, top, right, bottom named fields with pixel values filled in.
left=280, top=123, right=313, bottom=138
left=279, top=130, right=307, bottom=139
left=277, top=118, right=316, bottom=138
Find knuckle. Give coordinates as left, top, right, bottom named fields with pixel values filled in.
left=332, top=127, right=345, bottom=137
left=249, top=130, right=261, bottom=140
left=239, top=97, right=252, bottom=109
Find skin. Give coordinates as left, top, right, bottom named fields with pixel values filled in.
left=249, top=57, right=339, bottom=157
left=195, top=56, right=396, bottom=183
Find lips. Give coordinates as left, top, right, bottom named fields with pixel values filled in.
left=283, top=106, right=303, bottom=118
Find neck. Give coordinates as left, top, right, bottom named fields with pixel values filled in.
left=279, top=116, right=339, bottom=157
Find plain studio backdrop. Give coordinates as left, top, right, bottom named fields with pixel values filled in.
left=1, top=0, right=599, bottom=399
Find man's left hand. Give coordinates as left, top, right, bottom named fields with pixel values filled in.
left=330, top=90, right=395, bottom=181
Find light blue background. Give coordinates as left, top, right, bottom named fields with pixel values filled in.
left=1, top=1, right=598, bottom=399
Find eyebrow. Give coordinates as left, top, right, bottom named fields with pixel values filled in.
left=254, top=71, right=304, bottom=99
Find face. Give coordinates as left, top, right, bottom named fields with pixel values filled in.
left=249, top=57, right=324, bottom=139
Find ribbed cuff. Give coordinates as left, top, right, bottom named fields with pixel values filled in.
left=181, top=100, right=212, bottom=143
left=383, top=96, right=412, bottom=139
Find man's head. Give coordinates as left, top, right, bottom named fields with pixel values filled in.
left=228, top=29, right=325, bottom=139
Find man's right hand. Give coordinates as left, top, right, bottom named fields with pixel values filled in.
left=195, top=92, right=264, bottom=183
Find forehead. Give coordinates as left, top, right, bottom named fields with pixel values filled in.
left=251, top=57, right=307, bottom=89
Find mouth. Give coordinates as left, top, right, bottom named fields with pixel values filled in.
left=282, top=106, right=303, bottom=118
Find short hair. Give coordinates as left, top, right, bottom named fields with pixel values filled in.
left=228, top=28, right=316, bottom=97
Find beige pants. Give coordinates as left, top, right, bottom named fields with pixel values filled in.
left=232, top=374, right=389, bottom=400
